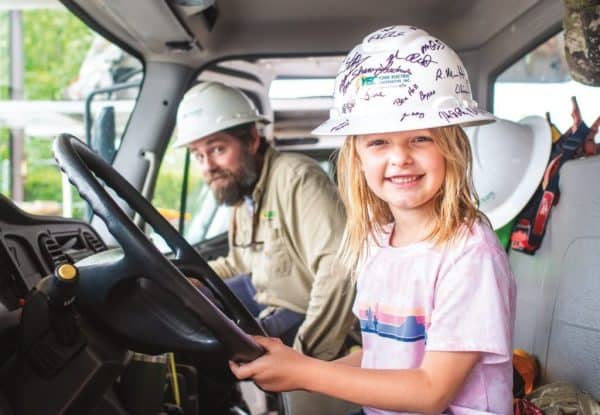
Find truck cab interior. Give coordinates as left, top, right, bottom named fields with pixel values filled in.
left=0, top=0, right=598, bottom=414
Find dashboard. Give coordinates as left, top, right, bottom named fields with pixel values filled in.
left=0, top=195, right=106, bottom=311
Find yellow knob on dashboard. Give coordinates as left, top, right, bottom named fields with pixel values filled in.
left=56, top=263, right=78, bottom=280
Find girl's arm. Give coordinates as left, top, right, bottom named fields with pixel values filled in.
left=230, top=336, right=479, bottom=415
left=333, top=349, right=362, bottom=366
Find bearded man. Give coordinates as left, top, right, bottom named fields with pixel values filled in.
left=174, top=81, right=354, bottom=360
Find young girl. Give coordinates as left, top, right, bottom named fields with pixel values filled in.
left=230, top=25, right=516, bottom=415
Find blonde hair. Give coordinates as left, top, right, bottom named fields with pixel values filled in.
left=336, top=125, right=485, bottom=270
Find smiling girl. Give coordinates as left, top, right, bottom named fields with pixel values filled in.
left=230, top=25, right=516, bottom=415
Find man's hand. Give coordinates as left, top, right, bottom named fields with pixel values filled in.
left=188, top=277, right=204, bottom=289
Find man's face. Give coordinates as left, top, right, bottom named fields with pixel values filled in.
left=188, top=131, right=259, bottom=205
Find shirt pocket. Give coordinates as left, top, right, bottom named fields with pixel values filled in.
left=261, top=222, right=292, bottom=277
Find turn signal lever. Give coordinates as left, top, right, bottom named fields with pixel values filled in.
left=19, top=262, right=86, bottom=378
left=46, top=263, right=78, bottom=309
left=45, top=263, right=80, bottom=346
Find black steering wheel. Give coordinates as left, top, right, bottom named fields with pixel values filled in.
left=53, top=133, right=264, bottom=362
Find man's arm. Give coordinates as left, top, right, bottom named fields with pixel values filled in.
left=187, top=253, right=240, bottom=289
left=208, top=255, right=242, bottom=279
left=287, top=168, right=355, bottom=360
left=206, top=207, right=246, bottom=279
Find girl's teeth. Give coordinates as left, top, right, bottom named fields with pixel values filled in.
left=389, top=176, right=419, bottom=184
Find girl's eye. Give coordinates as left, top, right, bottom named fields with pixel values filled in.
left=366, top=139, right=386, bottom=147
left=411, top=136, right=433, bottom=144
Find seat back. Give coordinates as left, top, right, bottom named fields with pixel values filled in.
left=282, top=390, right=360, bottom=415
left=510, top=156, right=600, bottom=397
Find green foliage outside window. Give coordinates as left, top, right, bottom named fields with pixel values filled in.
left=22, top=10, right=94, bottom=100
left=1, top=12, right=11, bottom=197
left=0, top=13, right=8, bottom=101
left=21, top=9, right=93, bottom=216
left=153, top=147, right=204, bottom=226
left=0, top=9, right=94, bottom=213
left=0, top=8, right=183, bottom=223
left=23, top=137, right=58, bottom=199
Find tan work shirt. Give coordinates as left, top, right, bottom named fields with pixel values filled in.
left=209, top=147, right=354, bottom=360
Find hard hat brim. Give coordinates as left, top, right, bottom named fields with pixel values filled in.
left=173, top=115, right=271, bottom=149
left=312, top=108, right=496, bottom=137
left=470, top=115, right=551, bottom=230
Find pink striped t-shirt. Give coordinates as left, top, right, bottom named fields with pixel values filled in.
left=353, top=220, right=516, bottom=415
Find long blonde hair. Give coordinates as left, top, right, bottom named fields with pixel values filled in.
left=336, top=125, right=485, bottom=270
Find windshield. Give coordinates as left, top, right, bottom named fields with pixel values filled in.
left=0, top=5, right=142, bottom=219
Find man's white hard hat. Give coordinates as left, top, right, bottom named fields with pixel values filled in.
left=174, top=81, right=270, bottom=148
left=465, top=116, right=551, bottom=229
left=313, top=25, right=495, bottom=136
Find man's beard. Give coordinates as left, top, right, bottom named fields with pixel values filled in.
left=207, top=148, right=259, bottom=206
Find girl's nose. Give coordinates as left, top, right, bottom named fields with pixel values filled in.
left=389, top=143, right=413, bottom=166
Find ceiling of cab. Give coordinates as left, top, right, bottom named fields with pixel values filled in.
left=65, top=0, right=545, bottom=67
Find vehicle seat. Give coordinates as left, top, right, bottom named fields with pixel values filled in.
left=281, top=390, right=360, bottom=415
left=510, top=155, right=600, bottom=398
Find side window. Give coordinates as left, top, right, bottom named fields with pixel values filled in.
left=493, top=31, right=597, bottom=133
left=0, top=6, right=142, bottom=219
left=152, top=143, right=230, bottom=245
left=184, top=180, right=231, bottom=243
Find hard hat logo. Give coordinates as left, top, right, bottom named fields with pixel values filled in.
left=313, top=25, right=495, bottom=137
left=174, top=81, right=270, bottom=148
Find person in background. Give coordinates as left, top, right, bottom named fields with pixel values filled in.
left=174, top=81, right=355, bottom=361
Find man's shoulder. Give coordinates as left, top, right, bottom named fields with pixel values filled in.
left=269, top=150, right=329, bottom=182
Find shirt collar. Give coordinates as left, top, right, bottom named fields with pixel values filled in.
left=252, top=146, right=276, bottom=206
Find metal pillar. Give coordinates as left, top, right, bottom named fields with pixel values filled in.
left=9, top=10, right=24, bottom=202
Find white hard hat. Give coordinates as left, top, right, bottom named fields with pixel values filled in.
left=313, top=25, right=495, bottom=136
left=174, top=81, right=270, bottom=148
left=465, top=116, right=551, bottom=230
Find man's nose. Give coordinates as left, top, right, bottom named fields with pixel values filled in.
left=198, top=154, right=216, bottom=174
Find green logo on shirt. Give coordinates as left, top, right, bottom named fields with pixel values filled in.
left=262, top=210, right=276, bottom=220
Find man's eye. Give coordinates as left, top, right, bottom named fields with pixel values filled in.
left=212, top=146, right=225, bottom=154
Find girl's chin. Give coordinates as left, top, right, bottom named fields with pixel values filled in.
left=387, top=198, right=436, bottom=212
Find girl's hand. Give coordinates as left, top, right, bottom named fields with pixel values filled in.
left=229, top=336, right=314, bottom=392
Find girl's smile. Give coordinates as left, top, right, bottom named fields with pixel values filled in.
left=385, top=174, right=425, bottom=186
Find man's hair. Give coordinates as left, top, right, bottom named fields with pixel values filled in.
left=224, top=122, right=269, bottom=153
left=335, top=125, right=485, bottom=271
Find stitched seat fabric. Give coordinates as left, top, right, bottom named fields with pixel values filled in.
left=510, top=155, right=600, bottom=398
